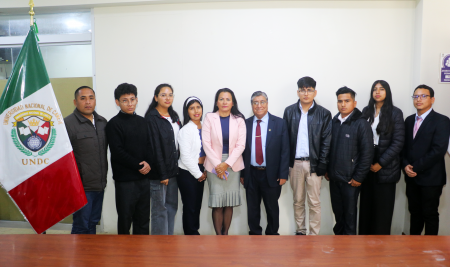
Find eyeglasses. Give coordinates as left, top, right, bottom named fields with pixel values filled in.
left=121, top=98, right=136, bottom=105
left=252, top=101, right=267, bottom=106
left=159, top=94, right=174, bottom=99
left=298, top=89, right=315, bottom=94
left=411, top=94, right=430, bottom=100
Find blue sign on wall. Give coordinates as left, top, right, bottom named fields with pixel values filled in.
left=441, top=53, right=450, bottom=83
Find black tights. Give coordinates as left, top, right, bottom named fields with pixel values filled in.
left=212, top=207, right=233, bottom=235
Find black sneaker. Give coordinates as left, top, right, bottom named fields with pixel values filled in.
left=295, top=232, right=305, bottom=235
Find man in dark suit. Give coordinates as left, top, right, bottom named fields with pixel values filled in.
left=241, top=91, right=289, bottom=235
left=403, top=84, right=450, bottom=235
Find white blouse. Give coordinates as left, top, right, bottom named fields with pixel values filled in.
left=164, top=116, right=180, bottom=150
left=371, top=113, right=380, bottom=145
left=177, top=121, right=203, bottom=179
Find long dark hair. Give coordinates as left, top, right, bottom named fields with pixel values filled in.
left=212, top=88, right=245, bottom=120
left=145, top=83, right=180, bottom=123
left=182, top=96, right=203, bottom=127
left=362, top=80, right=394, bottom=135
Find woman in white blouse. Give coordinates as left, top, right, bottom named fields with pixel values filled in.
left=177, top=96, right=207, bottom=235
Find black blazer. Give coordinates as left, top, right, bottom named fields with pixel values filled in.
left=241, top=113, right=289, bottom=188
left=402, top=109, right=450, bottom=186
left=146, top=109, right=181, bottom=181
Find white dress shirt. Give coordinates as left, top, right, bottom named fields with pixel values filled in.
left=251, top=112, right=269, bottom=167
left=295, top=102, right=314, bottom=158
left=414, top=108, right=433, bottom=131
left=338, top=110, right=354, bottom=125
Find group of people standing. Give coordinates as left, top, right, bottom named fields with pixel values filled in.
left=64, top=76, right=450, bottom=236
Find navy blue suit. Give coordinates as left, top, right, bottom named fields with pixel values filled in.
left=242, top=112, right=289, bottom=235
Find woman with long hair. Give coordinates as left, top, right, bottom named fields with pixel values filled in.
left=145, top=83, right=181, bottom=235
left=359, top=80, right=405, bottom=235
left=177, top=96, right=207, bottom=235
left=202, top=88, right=246, bottom=235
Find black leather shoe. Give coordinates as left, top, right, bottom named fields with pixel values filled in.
left=295, top=232, right=305, bottom=235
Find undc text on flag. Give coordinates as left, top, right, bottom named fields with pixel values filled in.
left=0, top=25, right=87, bottom=234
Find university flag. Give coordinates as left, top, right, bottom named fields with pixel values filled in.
left=0, top=26, right=87, bottom=234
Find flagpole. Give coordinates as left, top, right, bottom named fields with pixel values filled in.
left=29, top=0, right=35, bottom=26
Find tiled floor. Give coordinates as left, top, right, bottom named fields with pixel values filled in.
left=0, top=227, right=70, bottom=234
left=0, top=219, right=112, bottom=234
left=0, top=227, right=113, bottom=234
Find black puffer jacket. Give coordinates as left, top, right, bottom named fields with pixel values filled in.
left=65, top=109, right=108, bottom=191
left=328, top=108, right=373, bottom=183
left=283, top=100, right=332, bottom=175
left=146, top=109, right=181, bottom=181
left=362, top=106, right=405, bottom=183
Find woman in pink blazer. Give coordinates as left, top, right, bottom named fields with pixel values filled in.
left=202, top=88, right=246, bottom=235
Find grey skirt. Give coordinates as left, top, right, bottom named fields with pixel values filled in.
left=207, top=154, right=241, bottom=208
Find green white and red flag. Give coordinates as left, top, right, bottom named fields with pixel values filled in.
left=0, top=26, right=87, bottom=234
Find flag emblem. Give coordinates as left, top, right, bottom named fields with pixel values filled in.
left=0, top=24, right=87, bottom=234
left=11, top=110, right=56, bottom=155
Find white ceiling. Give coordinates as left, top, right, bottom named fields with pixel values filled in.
left=0, top=0, right=418, bottom=14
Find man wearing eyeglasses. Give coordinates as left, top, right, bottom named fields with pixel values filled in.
left=283, top=77, right=332, bottom=235
left=105, top=83, right=153, bottom=235
left=241, top=91, right=289, bottom=235
left=403, top=84, right=450, bottom=235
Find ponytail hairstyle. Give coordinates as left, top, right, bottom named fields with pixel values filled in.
left=212, top=88, right=245, bottom=120
left=145, top=83, right=180, bottom=123
left=362, top=80, right=394, bottom=135
left=182, top=96, right=203, bottom=127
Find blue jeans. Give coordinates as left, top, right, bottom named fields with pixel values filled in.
left=150, top=178, right=178, bottom=235
left=71, top=191, right=104, bottom=234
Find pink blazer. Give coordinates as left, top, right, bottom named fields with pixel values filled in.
left=202, top=112, right=246, bottom=172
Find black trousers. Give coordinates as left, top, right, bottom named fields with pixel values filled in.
left=359, top=146, right=396, bottom=235
left=177, top=165, right=205, bottom=235
left=359, top=174, right=396, bottom=235
left=246, top=168, right=282, bottom=235
left=330, top=180, right=360, bottom=235
left=115, top=179, right=150, bottom=235
left=406, top=180, right=443, bottom=235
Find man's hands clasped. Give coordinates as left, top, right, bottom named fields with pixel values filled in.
left=139, top=161, right=151, bottom=175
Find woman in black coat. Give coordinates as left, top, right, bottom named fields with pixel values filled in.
left=145, top=84, right=181, bottom=235
left=359, top=80, right=405, bottom=235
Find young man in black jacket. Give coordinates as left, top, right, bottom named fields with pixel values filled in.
left=105, top=83, right=153, bottom=235
left=403, top=84, right=450, bottom=235
left=325, top=87, right=373, bottom=235
left=283, top=77, right=332, bottom=235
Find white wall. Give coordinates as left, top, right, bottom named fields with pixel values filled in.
left=404, top=0, right=450, bottom=235
left=0, top=45, right=91, bottom=80
left=41, top=45, right=92, bottom=78
left=93, top=1, right=417, bottom=235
